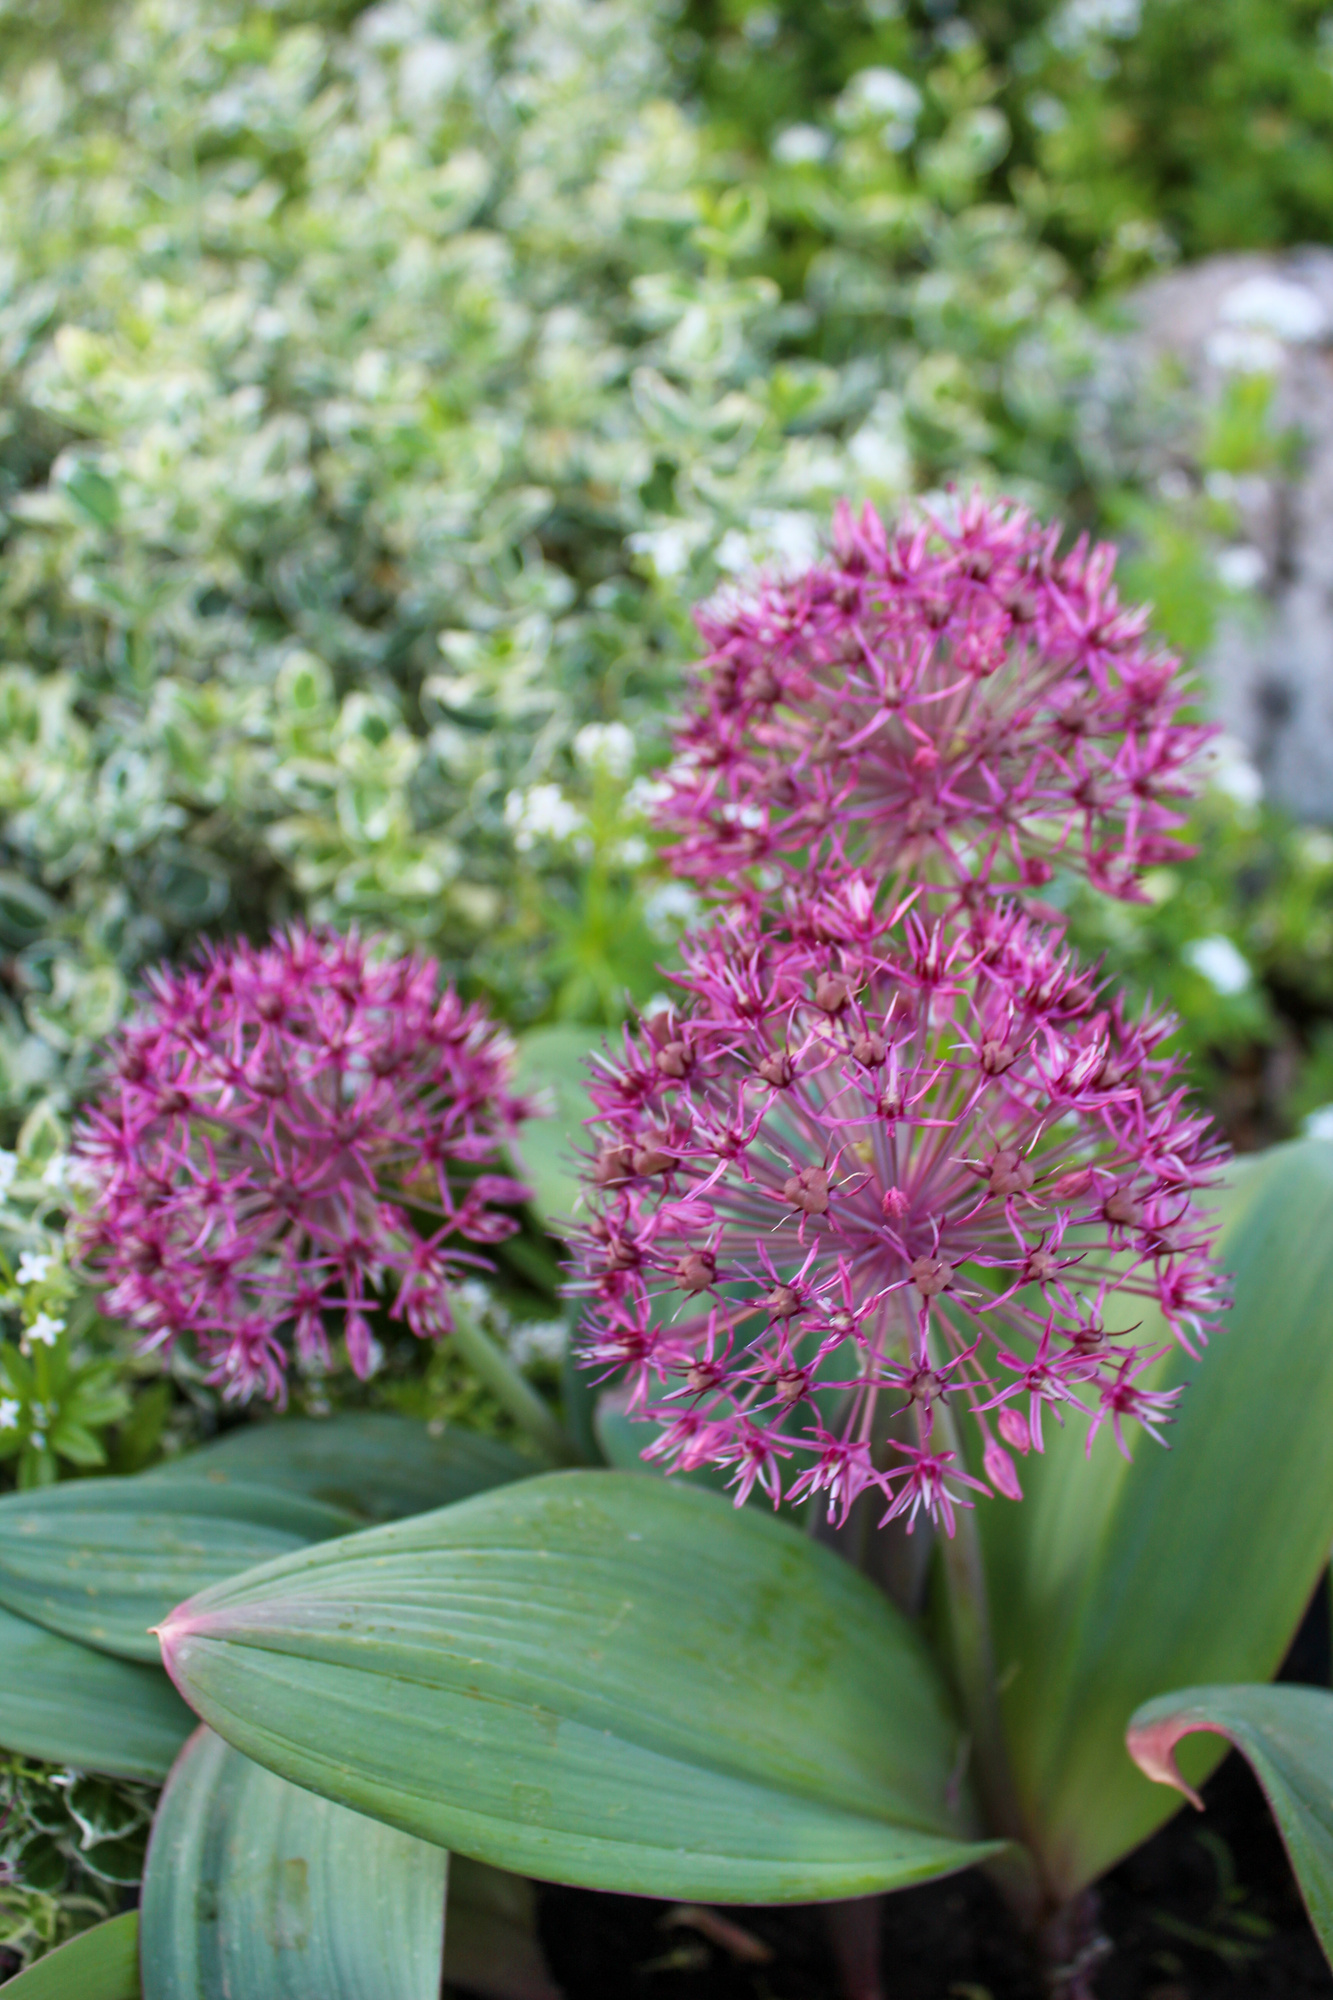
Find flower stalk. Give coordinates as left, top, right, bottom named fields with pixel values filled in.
left=447, top=1294, right=582, bottom=1465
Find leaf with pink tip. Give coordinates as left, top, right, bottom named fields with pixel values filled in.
left=156, top=1471, right=1004, bottom=1904
left=977, top=1139, right=1333, bottom=1897
left=1127, top=1683, right=1333, bottom=1967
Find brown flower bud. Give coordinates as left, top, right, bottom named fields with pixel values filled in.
left=757, top=1052, right=794, bottom=1089
left=852, top=1032, right=887, bottom=1067
left=783, top=1166, right=830, bottom=1215
left=765, top=1285, right=802, bottom=1318
left=656, top=1040, right=691, bottom=1080
left=987, top=1149, right=1034, bottom=1198
left=814, top=973, right=852, bottom=1015
left=632, top=1140, right=674, bottom=1177
left=979, top=1039, right=1017, bottom=1076
left=593, top=1144, right=635, bottom=1187
left=910, top=1255, right=953, bottom=1297
left=1103, top=1184, right=1141, bottom=1227
left=674, top=1251, right=717, bottom=1294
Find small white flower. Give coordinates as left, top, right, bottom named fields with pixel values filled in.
left=1183, top=936, right=1252, bottom=997
left=16, top=1253, right=52, bottom=1286
left=0, top=1153, right=17, bottom=1200
left=41, top=1152, right=69, bottom=1190
left=643, top=881, right=701, bottom=941
left=835, top=67, right=923, bottom=128
left=573, top=721, right=635, bottom=780
left=26, top=1312, right=65, bottom=1348
left=507, top=1318, right=567, bottom=1369
left=1218, top=275, right=1327, bottom=346
left=1214, top=545, right=1266, bottom=593
left=0, top=1400, right=20, bottom=1430
left=772, top=124, right=832, bottom=166
left=503, top=784, right=585, bottom=853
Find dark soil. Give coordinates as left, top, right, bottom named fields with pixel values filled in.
left=535, top=1587, right=1333, bottom=2000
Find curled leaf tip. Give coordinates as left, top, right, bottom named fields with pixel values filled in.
left=1125, top=1713, right=1206, bottom=1810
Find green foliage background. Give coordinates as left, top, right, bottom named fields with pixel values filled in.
left=0, top=0, right=1332, bottom=1960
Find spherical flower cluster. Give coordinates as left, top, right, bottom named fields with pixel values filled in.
left=73, top=929, right=530, bottom=1405
left=658, top=493, right=1212, bottom=904
left=572, top=880, right=1225, bottom=1530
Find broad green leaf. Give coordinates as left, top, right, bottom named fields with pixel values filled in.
left=0, top=1478, right=357, bottom=1662
left=0, top=1606, right=191, bottom=1780
left=1128, top=1683, right=1333, bottom=1967
left=509, top=1026, right=600, bottom=1229
left=0, top=1912, right=139, bottom=1998
left=141, top=1727, right=447, bottom=2000
left=159, top=1471, right=1002, bottom=1903
left=443, top=1858, right=560, bottom=2000
left=979, top=1140, right=1333, bottom=1896
left=145, top=1414, right=526, bottom=1522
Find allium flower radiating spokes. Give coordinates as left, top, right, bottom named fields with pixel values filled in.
left=573, top=885, right=1226, bottom=1531
left=73, top=929, right=530, bottom=1405
left=658, top=493, right=1212, bottom=904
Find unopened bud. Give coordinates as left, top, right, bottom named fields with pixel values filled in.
left=998, top=1407, right=1031, bottom=1454
left=757, top=1052, right=794, bottom=1089
left=984, top=1438, right=1023, bottom=1501
left=632, top=1141, right=674, bottom=1177
left=765, top=1285, right=802, bottom=1318
left=1048, top=1166, right=1092, bottom=1202
left=852, top=1032, right=887, bottom=1067
left=881, top=1186, right=909, bottom=1221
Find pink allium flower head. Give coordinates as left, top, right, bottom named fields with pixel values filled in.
left=658, top=494, right=1212, bottom=904
left=73, top=928, right=530, bottom=1405
left=572, top=884, right=1226, bottom=1531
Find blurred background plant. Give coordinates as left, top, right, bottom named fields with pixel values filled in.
left=3, top=0, right=1333, bottom=1950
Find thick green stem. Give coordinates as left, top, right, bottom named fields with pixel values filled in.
left=931, top=1398, right=1028, bottom=1854
left=450, top=1298, right=582, bottom=1465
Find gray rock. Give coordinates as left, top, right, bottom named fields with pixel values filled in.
left=1123, top=249, right=1333, bottom=821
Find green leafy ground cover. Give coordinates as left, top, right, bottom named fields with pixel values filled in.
left=0, top=0, right=1331, bottom=1966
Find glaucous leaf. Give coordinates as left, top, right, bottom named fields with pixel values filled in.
left=979, top=1141, right=1333, bottom=1896
left=140, top=1727, right=447, bottom=2000
left=158, top=1471, right=1002, bottom=1903
left=0, top=1912, right=139, bottom=1998
left=0, top=1478, right=357, bottom=1661
left=1128, top=1683, right=1333, bottom=1966
left=144, top=1415, right=526, bottom=1523
left=0, top=1606, right=191, bottom=1781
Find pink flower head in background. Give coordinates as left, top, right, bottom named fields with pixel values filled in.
left=73, top=928, right=530, bottom=1404
left=658, top=493, right=1211, bottom=905
left=572, top=881, right=1226, bottom=1531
